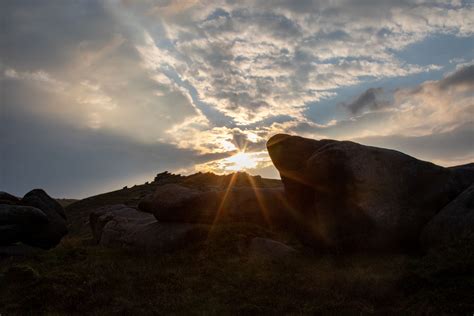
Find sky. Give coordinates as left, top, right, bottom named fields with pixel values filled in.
left=1, top=0, right=473, bottom=198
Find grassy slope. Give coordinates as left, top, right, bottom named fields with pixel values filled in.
left=56, top=199, right=79, bottom=208
left=1, top=172, right=473, bottom=315
left=1, top=233, right=473, bottom=315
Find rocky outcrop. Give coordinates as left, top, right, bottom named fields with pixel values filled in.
left=267, top=134, right=474, bottom=251
left=90, top=204, right=209, bottom=252
left=0, top=189, right=67, bottom=249
left=0, top=192, right=20, bottom=205
left=153, top=171, right=184, bottom=185
left=420, top=183, right=474, bottom=251
left=138, top=184, right=289, bottom=226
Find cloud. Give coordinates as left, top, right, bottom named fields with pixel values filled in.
left=389, top=66, right=474, bottom=136
left=355, top=123, right=474, bottom=167
left=158, top=65, right=473, bottom=170
left=342, top=87, right=390, bottom=114
left=284, top=65, right=474, bottom=165
left=439, top=64, right=474, bottom=89
left=0, top=96, right=228, bottom=198
left=230, top=129, right=267, bottom=152
left=1, top=2, right=203, bottom=144
left=1, top=0, right=473, bottom=196
left=111, top=0, right=471, bottom=125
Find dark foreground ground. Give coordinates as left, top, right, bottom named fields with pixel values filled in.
left=1, top=174, right=473, bottom=315
left=2, top=228, right=473, bottom=315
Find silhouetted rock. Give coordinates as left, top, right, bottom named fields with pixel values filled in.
left=138, top=184, right=289, bottom=226
left=65, top=171, right=282, bottom=237
left=153, top=171, right=184, bottom=185
left=0, top=205, right=49, bottom=246
left=0, top=204, right=49, bottom=225
left=19, top=189, right=68, bottom=249
left=90, top=204, right=209, bottom=252
left=248, top=237, right=297, bottom=259
left=89, top=204, right=152, bottom=243
left=449, top=162, right=474, bottom=172
left=267, top=134, right=474, bottom=251
left=448, top=163, right=474, bottom=191
left=138, top=184, right=201, bottom=217
left=183, top=171, right=271, bottom=188
left=0, top=191, right=20, bottom=205
left=420, top=183, right=474, bottom=251
left=22, top=189, right=67, bottom=220
left=0, top=189, right=67, bottom=250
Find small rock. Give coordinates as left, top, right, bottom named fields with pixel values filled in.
left=2, top=265, right=40, bottom=284
left=248, top=237, right=297, bottom=259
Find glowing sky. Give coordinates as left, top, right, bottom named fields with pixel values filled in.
left=1, top=0, right=473, bottom=198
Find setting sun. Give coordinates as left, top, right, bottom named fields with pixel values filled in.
left=193, top=150, right=273, bottom=175
left=225, top=152, right=258, bottom=171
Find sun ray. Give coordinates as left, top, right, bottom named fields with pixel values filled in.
left=206, top=172, right=239, bottom=240
left=246, top=173, right=272, bottom=227
left=224, top=152, right=258, bottom=172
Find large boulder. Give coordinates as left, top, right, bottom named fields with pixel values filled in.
left=138, top=184, right=202, bottom=219
left=19, top=189, right=68, bottom=249
left=0, top=205, right=49, bottom=224
left=0, top=205, right=49, bottom=246
left=21, top=189, right=67, bottom=220
left=90, top=205, right=209, bottom=252
left=0, top=189, right=68, bottom=249
left=138, top=184, right=289, bottom=226
left=267, top=134, right=474, bottom=251
left=420, top=183, right=474, bottom=251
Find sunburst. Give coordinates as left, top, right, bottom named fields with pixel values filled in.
left=224, top=152, right=258, bottom=171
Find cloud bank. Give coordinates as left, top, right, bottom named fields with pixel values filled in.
left=1, top=0, right=473, bottom=197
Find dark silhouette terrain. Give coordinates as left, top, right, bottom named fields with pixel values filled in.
left=1, top=136, right=473, bottom=315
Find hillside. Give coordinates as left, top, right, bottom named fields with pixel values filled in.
left=2, top=139, right=473, bottom=315
left=65, top=171, right=282, bottom=237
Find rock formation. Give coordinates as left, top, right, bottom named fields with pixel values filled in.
left=420, top=183, right=474, bottom=251
left=89, top=204, right=209, bottom=252
left=0, top=191, right=21, bottom=205
left=0, top=189, right=68, bottom=249
left=266, top=134, right=474, bottom=251
left=138, top=184, right=290, bottom=226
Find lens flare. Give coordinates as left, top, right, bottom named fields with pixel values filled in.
left=224, top=152, right=258, bottom=171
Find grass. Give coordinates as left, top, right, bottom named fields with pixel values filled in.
left=3, top=174, right=473, bottom=315
left=1, top=225, right=473, bottom=315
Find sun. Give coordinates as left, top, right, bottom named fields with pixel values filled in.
left=225, top=152, right=258, bottom=171
left=194, top=150, right=270, bottom=174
